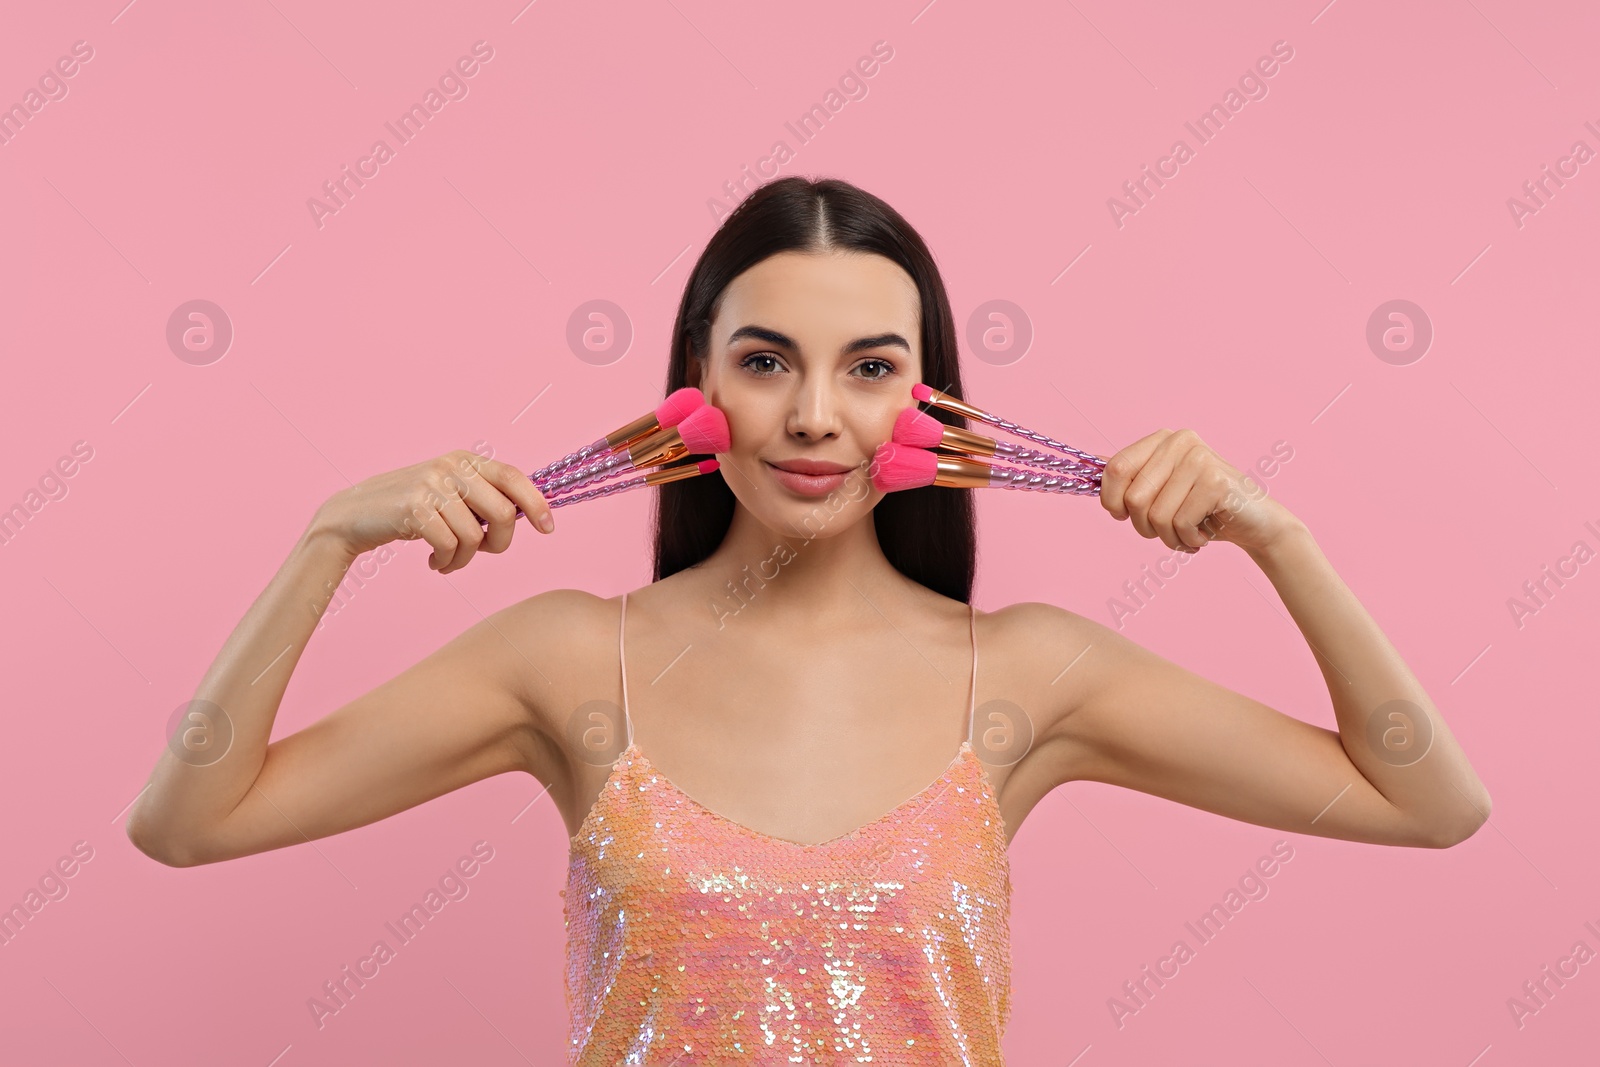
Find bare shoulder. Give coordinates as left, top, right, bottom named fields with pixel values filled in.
left=978, top=598, right=1166, bottom=724
left=976, top=600, right=1098, bottom=703
left=499, top=587, right=619, bottom=657
left=974, top=600, right=1108, bottom=791
left=493, top=587, right=626, bottom=781
left=980, top=598, right=1150, bottom=684
left=978, top=599, right=1092, bottom=642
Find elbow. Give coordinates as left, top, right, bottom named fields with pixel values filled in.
left=124, top=810, right=204, bottom=868
left=1424, top=791, right=1492, bottom=849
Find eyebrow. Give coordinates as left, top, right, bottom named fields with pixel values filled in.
left=725, top=324, right=912, bottom=357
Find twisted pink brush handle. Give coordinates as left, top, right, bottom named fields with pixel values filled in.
left=531, top=436, right=611, bottom=484
left=992, top=441, right=1105, bottom=479
left=547, top=470, right=650, bottom=508
left=975, top=413, right=1104, bottom=468
left=541, top=448, right=632, bottom=494
left=985, top=462, right=1101, bottom=495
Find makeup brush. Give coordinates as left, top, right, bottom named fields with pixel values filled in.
left=548, top=458, right=721, bottom=509
left=530, top=387, right=706, bottom=485
left=910, top=383, right=1105, bottom=469
left=871, top=441, right=1101, bottom=496
left=892, top=407, right=1103, bottom=481
left=539, top=403, right=730, bottom=495
left=478, top=457, right=721, bottom=525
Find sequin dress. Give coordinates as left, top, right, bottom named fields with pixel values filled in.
left=561, top=593, right=1014, bottom=1065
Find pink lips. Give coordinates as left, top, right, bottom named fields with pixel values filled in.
left=767, top=461, right=852, bottom=496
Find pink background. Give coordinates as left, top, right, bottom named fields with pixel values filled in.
left=2, top=0, right=1597, bottom=1063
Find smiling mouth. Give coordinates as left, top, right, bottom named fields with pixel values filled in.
left=764, top=461, right=858, bottom=496
left=767, top=462, right=856, bottom=475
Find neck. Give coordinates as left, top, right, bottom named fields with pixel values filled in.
left=694, top=500, right=906, bottom=621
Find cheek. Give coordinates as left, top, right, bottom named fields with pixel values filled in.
left=717, top=389, right=786, bottom=450
left=849, top=405, right=900, bottom=448
left=720, top=403, right=758, bottom=449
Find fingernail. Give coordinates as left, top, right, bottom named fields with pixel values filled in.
left=537, top=513, right=554, bottom=533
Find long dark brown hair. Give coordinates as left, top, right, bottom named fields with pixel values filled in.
left=652, top=176, right=976, bottom=603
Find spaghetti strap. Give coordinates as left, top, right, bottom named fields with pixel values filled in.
left=618, top=592, right=633, bottom=746
left=965, top=602, right=978, bottom=746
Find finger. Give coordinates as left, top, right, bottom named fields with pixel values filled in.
left=1169, top=469, right=1231, bottom=550
left=472, top=455, right=554, bottom=537
left=1099, top=430, right=1173, bottom=522
left=447, top=456, right=524, bottom=553
left=432, top=495, right=485, bottom=573
left=1146, top=452, right=1209, bottom=551
left=406, top=498, right=460, bottom=571
left=1119, top=432, right=1188, bottom=540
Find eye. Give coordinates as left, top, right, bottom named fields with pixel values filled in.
left=737, top=352, right=784, bottom=376
left=854, top=358, right=896, bottom=381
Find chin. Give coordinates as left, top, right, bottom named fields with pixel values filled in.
left=773, top=495, right=877, bottom=541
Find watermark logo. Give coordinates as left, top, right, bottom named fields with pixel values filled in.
left=971, top=698, right=1034, bottom=767
left=166, top=300, right=233, bottom=366
left=1506, top=920, right=1600, bottom=1030
left=565, top=699, right=629, bottom=767
left=0, top=439, right=95, bottom=549
left=1107, top=40, right=1295, bottom=229
left=1364, top=698, right=1434, bottom=767
left=965, top=300, right=1032, bottom=366
left=0, top=40, right=95, bottom=149
left=1365, top=299, right=1432, bottom=366
left=708, top=461, right=880, bottom=629
left=706, top=41, right=895, bottom=223
left=306, top=841, right=496, bottom=1028
left=307, top=42, right=495, bottom=230
left=1109, top=840, right=1296, bottom=1028
left=0, top=840, right=95, bottom=950
left=164, top=698, right=234, bottom=767
left=1107, top=440, right=1293, bottom=628
left=314, top=546, right=401, bottom=632
left=566, top=299, right=632, bottom=366
left=1506, top=521, right=1599, bottom=630
left=1507, top=122, right=1600, bottom=230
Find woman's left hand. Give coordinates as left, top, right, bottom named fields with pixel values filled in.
left=1097, top=429, right=1301, bottom=556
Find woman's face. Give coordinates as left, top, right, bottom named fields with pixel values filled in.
left=688, top=249, right=923, bottom=540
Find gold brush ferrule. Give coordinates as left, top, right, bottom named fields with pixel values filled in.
left=932, top=453, right=994, bottom=489
left=627, top=426, right=684, bottom=467
left=921, top=385, right=985, bottom=422
left=606, top=410, right=661, bottom=449
left=937, top=424, right=998, bottom=458
left=639, top=442, right=688, bottom=470
left=643, top=458, right=708, bottom=486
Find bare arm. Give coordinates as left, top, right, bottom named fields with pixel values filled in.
left=125, top=451, right=561, bottom=867
left=1237, top=522, right=1490, bottom=840
left=1026, top=430, right=1491, bottom=849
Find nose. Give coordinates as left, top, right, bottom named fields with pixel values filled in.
left=786, top=373, right=841, bottom=441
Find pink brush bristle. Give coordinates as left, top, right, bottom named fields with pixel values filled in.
left=677, top=404, right=730, bottom=453
left=871, top=441, right=938, bottom=492
left=911, top=382, right=935, bottom=402
left=656, top=387, right=705, bottom=428
left=696, top=458, right=720, bottom=474
left=893, top=406, right=945, bottom=448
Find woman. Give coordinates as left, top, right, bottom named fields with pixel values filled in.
left=127, top=177, right=1491, bottom=1065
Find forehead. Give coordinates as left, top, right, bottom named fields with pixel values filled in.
left=713, top=251, right=920, bottom=350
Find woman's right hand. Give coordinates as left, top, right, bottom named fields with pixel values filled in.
left=308, top=450, right=554, bottom=574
